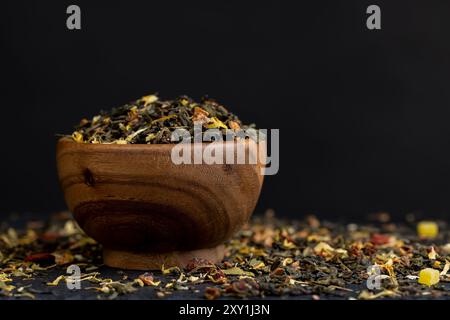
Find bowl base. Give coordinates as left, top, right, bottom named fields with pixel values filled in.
left=103, top=245, right=225, bottom=270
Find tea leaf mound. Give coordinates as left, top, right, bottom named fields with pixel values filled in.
left=68, top=94, right=255, bottom=144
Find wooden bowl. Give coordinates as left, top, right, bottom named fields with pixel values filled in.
left=56, top=138, right=264, bottom=270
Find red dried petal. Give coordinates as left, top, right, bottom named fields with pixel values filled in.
left=185, top=258, right=215, bottom=272
left=24, top=252, right=55, bottom=262
left=370, top=233, right=390, bottom=245
left=204, top=287, right=221, bottom=300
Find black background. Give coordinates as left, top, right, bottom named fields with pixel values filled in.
left=2, top=1, right=450, bottom=220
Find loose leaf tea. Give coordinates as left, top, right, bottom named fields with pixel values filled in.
left=67, top=94, right=255, bottom=144
left=1, top=212, right=450, bottom=300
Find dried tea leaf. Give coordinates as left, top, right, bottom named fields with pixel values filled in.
left=428, top=246, right=438, bottom=260
left=358, top=289, right=399, bottom=300
left=224, top=278, right=259, bottom=297
left=151, top=114, right=177, bottom=124
left=46, top=275, right=65, bottom=286
left=380, top=258, right=398, bottom=287
left=192, top=107, right=210, bottom=124
left=52, top=252, right=74, bottom=265
left=185, top=258, right=216, bottom=273
left=249, top=259, right=265, bottom=270
left=313, top=242, right=335, bottom=257
left=441, top=243, right=450, bottom=255
left=62, top=221, right=81, bottom=236
left=228, top=120, right=241, bottom=130
left=134, top=279, right=144, bottom=287
left=145, top=133, right=156, bottom=143
left=0, top=273, right=12, bottom=282
left=125, top=127, right=148, bottom=142
left=207, top=269, right=227, bottom=284
left=161, top=265, right=181, bottom=275
left=222, top=267, right=254, bottom=277
left=0, top=228, right=19, bottom=248
left=440, top=260, right=450, bottom=276
left=138, top=273, right=161, bottom=286
left=141, top=94, right=158, bottom=106
left=0, top=281, right=15, bottom=292
left=282, top=239, right=297, bottom=249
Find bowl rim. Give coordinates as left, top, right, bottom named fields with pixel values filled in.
left=57, top=137, right=260, bottom=149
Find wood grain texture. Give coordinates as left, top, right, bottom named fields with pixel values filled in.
left=56, top=138, right=265, bottom=269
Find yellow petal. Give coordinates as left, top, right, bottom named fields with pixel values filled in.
left=440, top=260, right=450, bottom=276
left=71, top=131, right=84, bottom=143
left=151, top=114, right=177, bottom=124
left=141, top=95, right=158, bottom=106
left=205, top=117, right=228, bottom=129
left=428, top=246, right=438, bottom=260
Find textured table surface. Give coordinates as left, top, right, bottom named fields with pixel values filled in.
left=1, top=212, right=450, bottom=300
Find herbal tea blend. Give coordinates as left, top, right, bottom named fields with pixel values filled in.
left=68, top=94, right=255, bottom=144
left=1, top=212, right=449, bottom=300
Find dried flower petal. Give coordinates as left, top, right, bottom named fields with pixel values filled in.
left=204, top=287, right=221, bottom=300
